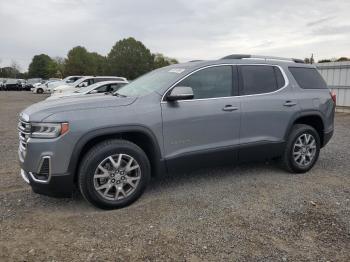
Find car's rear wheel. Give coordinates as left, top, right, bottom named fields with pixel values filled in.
left=282, top=124, right=320, bottom=173
left=78, top=139, right=151, bottom=209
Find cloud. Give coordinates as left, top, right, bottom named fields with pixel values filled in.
left=311, top=25, right=350, bottom=36
left=0, top=0, right=349, bottom=71
left=306, top=16, right=335, bottom=27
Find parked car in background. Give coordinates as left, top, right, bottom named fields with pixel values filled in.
left=31, top=79, right=61, bottom=94
left=4, top=79, right=22, bottom=91
left=17, top=55, right=335, bottom=209
left=47, top=76, right=84, bottom=93
left=53, top=76, right=127, bottom=94
left=0, top=78, right=5, bottom=90
left=17, top=79, right=26, bottom=89
left=46, top=80, right=128, bottom=100
left=24, top=78, right=42, bottom=91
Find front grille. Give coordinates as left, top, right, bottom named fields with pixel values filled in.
left=18, top=119, right=30, bottom=151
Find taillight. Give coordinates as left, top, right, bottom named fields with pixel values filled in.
left=330, top=90, right=336, bottom=104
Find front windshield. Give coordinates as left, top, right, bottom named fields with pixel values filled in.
left=28, top=79, right=40, bottom=84
left=76, top=82, right=100, bottom=93
left=116, top=67, right=186, bottom=97
left=70, top=78, right=85, bottom=86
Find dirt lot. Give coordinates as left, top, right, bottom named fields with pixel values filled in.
left=0, top=91, right=349, bottom=261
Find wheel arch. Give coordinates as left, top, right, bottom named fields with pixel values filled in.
left=285, top=111, right=325, bottom=147
left=68, top=126, right=165, bottom=182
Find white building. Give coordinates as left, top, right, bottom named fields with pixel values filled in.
left=316, top=61, right=350, bottom=108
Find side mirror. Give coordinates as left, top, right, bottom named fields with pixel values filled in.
left=166, top=86, right=194, bottom=101
left=89, top=90, right=98, bottom=94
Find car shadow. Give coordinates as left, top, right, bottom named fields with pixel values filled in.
left=20, top=160, right=287, bottom=213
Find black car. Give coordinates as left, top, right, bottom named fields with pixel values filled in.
left=4, top=79, right=22, bottom=91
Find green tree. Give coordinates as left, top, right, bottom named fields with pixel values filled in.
left=28, top=54, right=57, bottom=78
left=53, top=56, right=65, bottom=78
left=0, top=66, right=20, bottom=78
left=318, top=59, right=332, bottom=63
left=337, top=57, right=350, bottom=62
left=65, top=47, right=107, bottom=76
left=152, top=53, right=178, bottom=69
left=107, top=37, right=154, bottom=79
left=89, top=52, right=107, bottom=75
left=64, top=46, right=94, bottom=75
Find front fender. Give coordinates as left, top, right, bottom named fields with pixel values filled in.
left=67, top=125, right=164, bottom=179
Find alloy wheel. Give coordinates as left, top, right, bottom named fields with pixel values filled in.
left=93, top=154, right=141, bottom=201
left=292, top=133, right=317, bottom=167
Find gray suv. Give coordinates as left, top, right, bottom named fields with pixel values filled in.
left=18, top=55, right=335, bottom=209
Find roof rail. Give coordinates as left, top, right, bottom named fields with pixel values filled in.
left=221, top=54, right=305, bottom=63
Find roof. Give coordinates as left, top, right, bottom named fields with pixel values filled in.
left=165, top=54, right=316, bottom=71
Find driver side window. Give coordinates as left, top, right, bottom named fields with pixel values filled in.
left=95, top=84, right=109, bottom=93
left=175, top=65, right=233, bottom=99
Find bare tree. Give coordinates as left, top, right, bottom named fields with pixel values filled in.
left=10, top=60, right=21, bottom=78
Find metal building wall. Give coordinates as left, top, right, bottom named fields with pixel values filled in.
left=316, top=61, right=350, bottom=107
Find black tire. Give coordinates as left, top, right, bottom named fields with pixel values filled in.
left=37, top=88, right=43, bottom=94
left=78, top=139, right=151, bottom=209
left=282, top=124, right=320, bottom=173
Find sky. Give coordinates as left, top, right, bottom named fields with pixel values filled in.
left=0, top=0, right=350, bottom=71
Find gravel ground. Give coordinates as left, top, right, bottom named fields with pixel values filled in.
left=0, top=91, right=349, bottom=261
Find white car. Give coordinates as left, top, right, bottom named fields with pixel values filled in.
left=46, top=80, right=128, bottom=100
left=31, top=80, right=61, bottom=94
left=53, top=76, right=127, bottom=94
left=47, top=76, right=85, bottom=93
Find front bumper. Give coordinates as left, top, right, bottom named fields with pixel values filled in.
left=18, top=118, right=76, bottom=198
left=20, top=169, right=74, bottom=197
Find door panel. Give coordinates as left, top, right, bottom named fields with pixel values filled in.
left=240, top=90, right=298, bottom=144
left=161, top=65, right=241, bottom=169
left=238, top=65, right=299, bottom=159
left=161, top=98, right=241, bottom=159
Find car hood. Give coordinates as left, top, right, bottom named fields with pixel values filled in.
left=46, top=92, right=105, bottom=100
left=21, top=95, right=137, bottom=122
left=54, top=84, right=71, bottom=90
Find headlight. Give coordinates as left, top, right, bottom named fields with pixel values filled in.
left=30, top=122, right=69, bottom=138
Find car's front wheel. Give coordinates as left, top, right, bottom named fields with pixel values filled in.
left=36, top=88, right=44, bottom=94
left=282, top=124, right=320, bottom=173
left=78, top=139, right=151, bottom=209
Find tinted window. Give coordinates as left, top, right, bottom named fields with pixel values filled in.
left=93, top=78, right=102, bottom=83
left=175, top=66, right=233, bottom=99
left=274, top=67, right=285, bottom=88
left=240, top=65, right=281, bottom=95
left=289, top=67, right=327, bottom=89
left=110, top=83, right=125, bottom=92
left=95, top=84, right=109, bottom=93
left=76, top=80, right=89, bottom=87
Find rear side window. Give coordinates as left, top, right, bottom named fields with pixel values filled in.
left=289, top=67, right=327, bottom=89
left=274, top=67, right=285, bottom=89
left=239, top=65, right=284, bottom=95
left=95, top=84, right=109, bottom=93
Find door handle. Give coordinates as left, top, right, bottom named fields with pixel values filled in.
left=284, top=101, right=297, bottom=107
left=222, top=105, right=238, bottom=112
